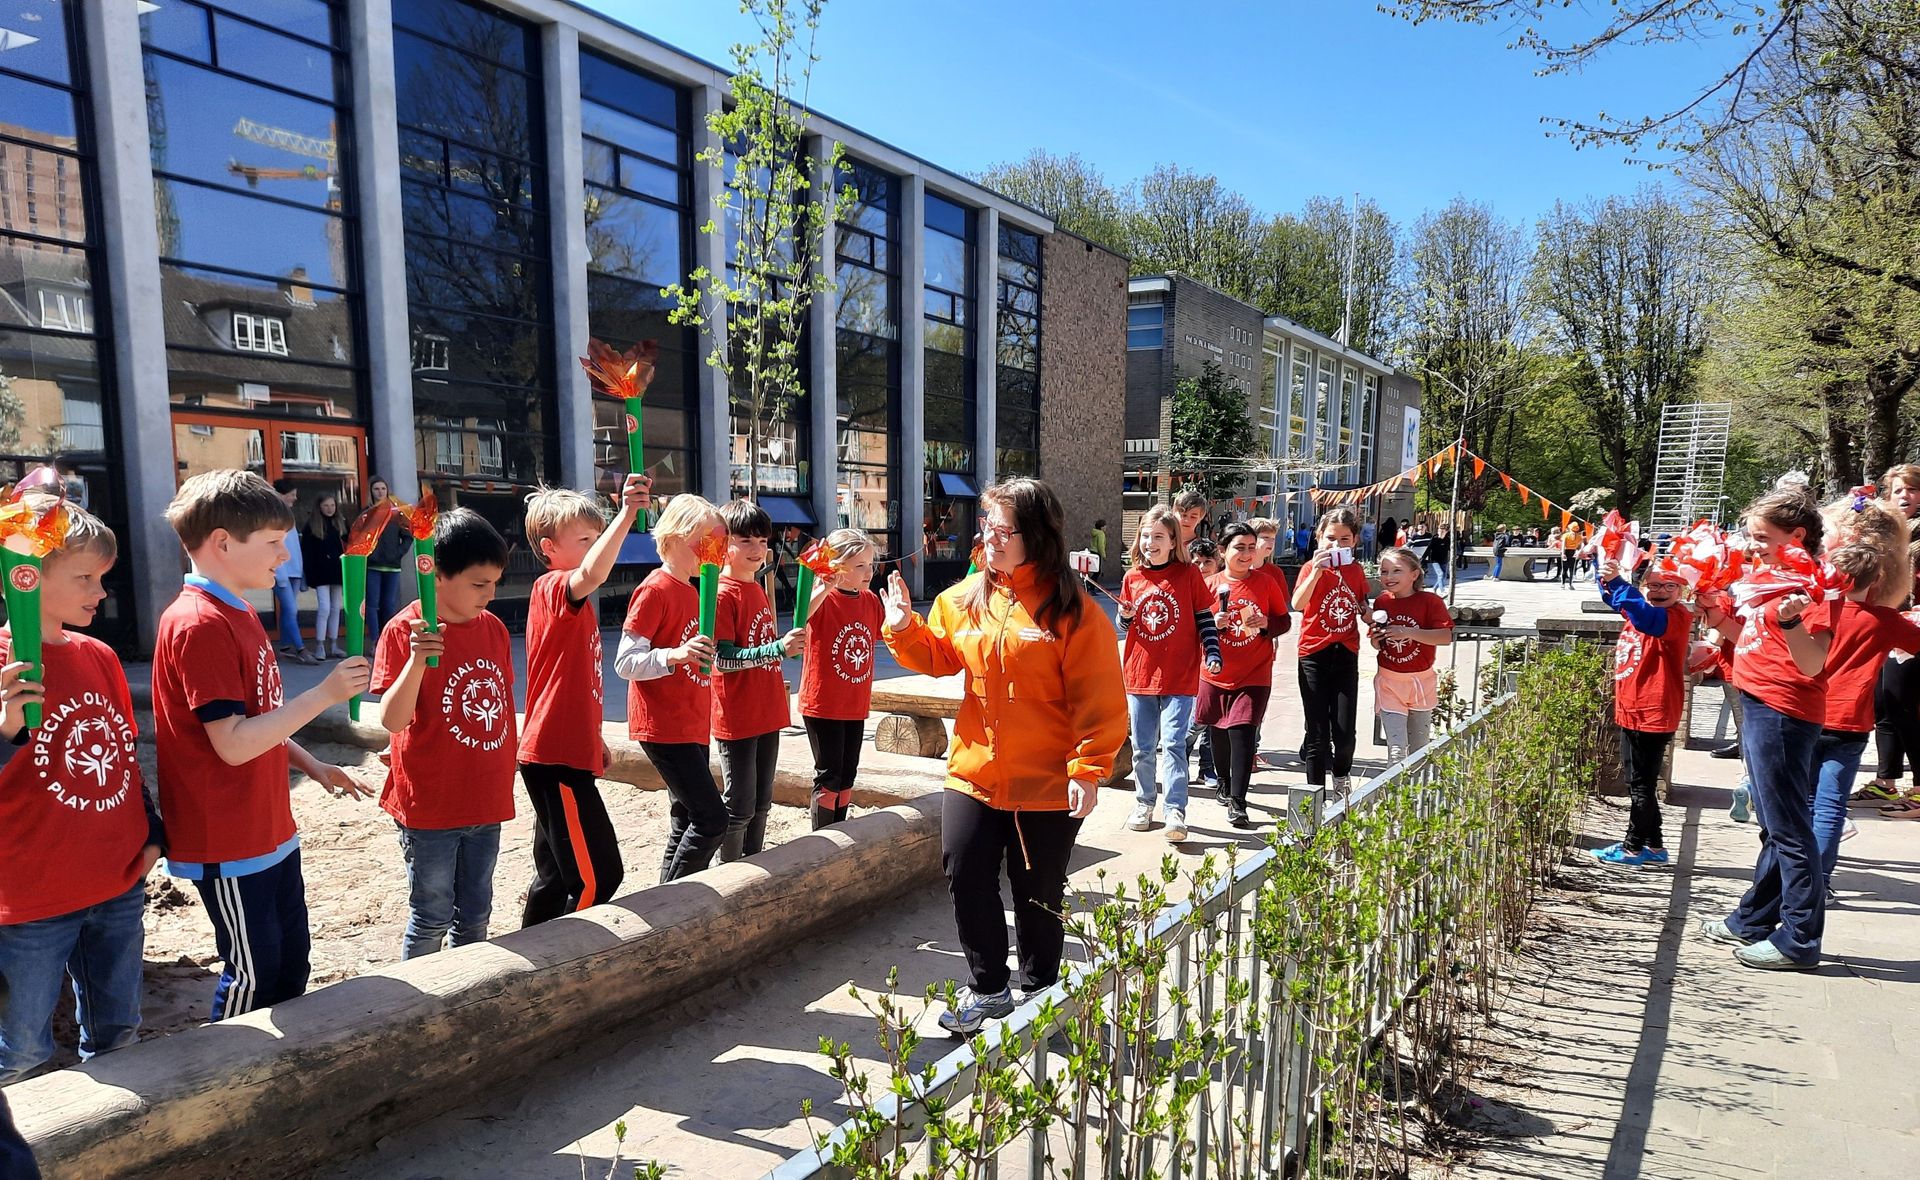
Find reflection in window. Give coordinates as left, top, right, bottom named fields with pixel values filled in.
left=995, top=224, right=1041, bottom=478
left=836, top=160, right=898, bottom=559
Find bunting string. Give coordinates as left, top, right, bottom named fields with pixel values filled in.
left=1307, top=442, right=1601, bottom=535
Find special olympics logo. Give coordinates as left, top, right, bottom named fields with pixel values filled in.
left=1614, top=629, right=1645, bottom=681
left=676, top=619, right=710, bottom=687
left=8, top=564, right=38, bottom=593
left=1382, top=613, right=1417, bottom=659
left=1322, top=584, right=1359, bottom=633
left=1135, top=590, right=1178, bottom=642
left=416, top=553, right=435, bottom=576
left=625, top=413, right=639, bottom=435
left=442, top=659, right=509, bottom=749
left=831, top=622, right=875, bottom=684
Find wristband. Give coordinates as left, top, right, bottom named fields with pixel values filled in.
left=1779, top=613, right=1802, bottom=631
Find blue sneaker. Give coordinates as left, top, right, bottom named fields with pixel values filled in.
left=1597, top=845, right=1665, bottom=868
left=1730, top=785, right=1752, bottom=824
left=1590, top=842, right=1624, bottom=861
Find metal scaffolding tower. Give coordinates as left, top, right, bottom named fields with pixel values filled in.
left=1648, top=402, right=1734, bottom=534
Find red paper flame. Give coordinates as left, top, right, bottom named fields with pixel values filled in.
left=797, top=537, right=840, bottom=576
left=969, top=541, right=985, bottom=571
left=695, top=528, right=728, bottom=568
left=345, top=499, right=398, bottom=557
left=398, top=489, right=439, bottom=540
left=579, top=338, right=659, bottom=401
left=0, top=467, right=70, bottom=558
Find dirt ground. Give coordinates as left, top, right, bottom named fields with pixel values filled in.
left=37, top=737, right=812, bottom=1075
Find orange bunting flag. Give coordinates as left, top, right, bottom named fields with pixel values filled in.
left=1500, top=471, right=1513, bottom=490
left=1518, top=484, right=1530, bottom=505
left=1561, top=509, right=1572, bottom=529
left=1472, top=456, right=1486, bottom=479
left=1539, top=498, right=1550, bottom=520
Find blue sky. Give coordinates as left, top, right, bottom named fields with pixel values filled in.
left=584, top=0, right=1738, bottom=230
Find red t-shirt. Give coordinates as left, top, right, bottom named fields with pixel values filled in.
left=1255, top=561, right=1290, bottom=604
left=1297, top=564, right=1371, bottom=657
left=518, top=569, right=605, bottom=774
left=799, top=586, right=884, bottom=720
left=1732, top=597, right=1835, bottom=725
left=1612, top=603, right=1692, bottom=733
left=714, top=575, right=790, bottom=740
left=1203, top=571, right=1289, bottom=691
left=371, top=603, right=518, bottom=829
left=1823, top=601, right=1920, bottom=733
left=152, top=585, right=295, bottom=864
left=1371, top=591, right=1454, bottom=674
left=624, top=569, right=713, bottom=744
left=0, top=633, right=147, bottom=924
left=1120, top=562, right=1217, bottom=695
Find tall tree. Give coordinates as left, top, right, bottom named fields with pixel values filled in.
left=1169, top=360, right=1261, bottom=501
left=1253, top=197, right=1400, bottom=355
left=1530, top=188, right=1714, bottom=516
left=1127, top=164, right=1263, bottom=300
left=972, top=150, right=1132, bottom=250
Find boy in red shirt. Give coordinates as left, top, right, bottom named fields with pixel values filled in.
left=152, top=471, right=371, bottom=1020
left=372, top=509, right=515, bottom=958
left=1199, top=523, right=1291, bottom=829
left=515, top=475, right=648, bottom=927
left=1591, top=556, right=1692, bottom=868
left=616, top=495, right=724, bottom=881
left=798, top=529, right=883, bottom=829
left=713, top=501, right=803, bottom=861
left=0, top=498, right=159, bottom=1081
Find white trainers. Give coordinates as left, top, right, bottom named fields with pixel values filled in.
left=1164, top=807, right=1188, bottom=843
left=1841, top=819, right=1859, bottom=842
left=1125, top=802, right=1154, bottom=831
left=1386, top=745, right=1405, bottom=764
left=1333, top=775, right=1352, bottom=798
left=938, top=985, right=1015, bottom=1035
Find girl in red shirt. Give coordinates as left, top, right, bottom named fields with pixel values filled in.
left=798, top=529, right=883, bottom=830
left=713, top=501, right=804, bottom=862
left=1199, top=523, right=1291, bottom=829
left=1367, top=546, right=1453, bottom=764
left=1709, top=484, right=1834, bottom=970
left=1118, top=505, right=1221, bottom=842
left=1291, top=507, right=1370, bottom=798
left=615, top=495, right=725, bottom=883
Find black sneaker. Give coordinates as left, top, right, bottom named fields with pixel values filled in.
left=1227, top=806, right=1255, bottom=830
left=1711, top=743, right=1741, bottom=760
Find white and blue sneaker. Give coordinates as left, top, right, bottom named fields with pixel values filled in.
left=938, top=985, right=1015, bottom=1036
left=1596, top=845, right=1668, bottom=869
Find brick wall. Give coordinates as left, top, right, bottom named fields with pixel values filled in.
left=1039, top=231, right=1128, bottom=581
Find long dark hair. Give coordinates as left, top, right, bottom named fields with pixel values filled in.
left=963, top=477, right=1085, bottom=633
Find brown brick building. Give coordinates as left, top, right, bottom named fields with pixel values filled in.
left=1039, top=231, right=1128, bottom=582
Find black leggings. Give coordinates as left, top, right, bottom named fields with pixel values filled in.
left=1874, top=655, right=1920, bottom=784
left=642, top=742, right=728, bottom=882
left=520, top=763, right=624, bottom=927
left=717, top=731, right=780, bottom=861
left=1299, top=645, right=1359, bottom=785
left=941, top=790, right=1083, bottom=994
left=1619, top=727, right=1671, bottom=852
left=805, top=716, right=865, bottom=828
left=1208, top=724, right=1259, bottom=808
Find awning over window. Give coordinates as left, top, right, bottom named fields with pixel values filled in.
left=937, top=473, right=979, bottom=498
left=616, top=533, right=658, bottom=565
left=760, top=495, right=816, bottom=526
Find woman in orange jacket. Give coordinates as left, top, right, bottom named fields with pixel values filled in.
left=883, top=478, right=1128, bottom=1036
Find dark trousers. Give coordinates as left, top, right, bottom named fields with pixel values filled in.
left=644, top=742, right=727, bottom=882
left=1194, top=726, right=1217, bottom=785
left=1208, top=724, right=1258, bottom=808
left=520, top=763, right=624, bottom=926
left=1728, top=693, right=1825, bottom=964
left=1619, top=727, right=1672, bottom=851
left=1299, top=645, right=1359, bottom=785
left=366, top=567, right=402, bottom=641
left=941, top=790, right=1082, bottom=994
left=717, top=731, right=780, bottom=862
left=0, top=978, right=41, bottom=1180
left=191, top=850, right=310, bottom=1021
left=805, top=716, right=864, bottom=828
left=1873, top=654, right=1920, bottom=783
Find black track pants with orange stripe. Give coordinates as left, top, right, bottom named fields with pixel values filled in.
left=520, top=762, right=624, bottom=927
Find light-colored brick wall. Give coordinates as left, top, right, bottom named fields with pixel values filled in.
left=1039, top=231, right=1128, bottom=581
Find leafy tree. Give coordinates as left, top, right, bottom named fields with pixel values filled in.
left=665, top=0, right=853, bottom=499
left=1253, top=197, right=1400, bottom=355
left=1127, top=164, right=1264, bottom=301
left=1169, top=360, right=1261, bottom=501
left=972, top=150, right=1132, bottom=249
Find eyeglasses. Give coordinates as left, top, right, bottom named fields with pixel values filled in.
left=980, top=523, right=1022, bottom=543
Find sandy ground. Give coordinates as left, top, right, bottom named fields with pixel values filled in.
left=34, top=735, right=812, bottom=1077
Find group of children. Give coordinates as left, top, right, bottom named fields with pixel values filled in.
left=1594, top=473, right=1920, bottom=970
left=0, top=469, right=885, bottom=1085
left=1118, top=491, right=1455, bottom=835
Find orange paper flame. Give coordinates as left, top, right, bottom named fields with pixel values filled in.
left=695, top=529, right=728, bottom=568
left=580, top=338, right=659, bottom=400
left=0, top=468, right=70, bottom=558
left=345, top=499, right=399, bottom=556
left=969, top=541, right=986, bottom=570
left=797, top=537, right=841, bottom=576
left=399, top=489, right=439, bottom=540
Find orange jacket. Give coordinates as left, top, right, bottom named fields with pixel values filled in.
left=885, top=564, right=1128, bottom=811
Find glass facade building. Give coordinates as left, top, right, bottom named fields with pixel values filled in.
left=40, top=0, right=1062, bottom=649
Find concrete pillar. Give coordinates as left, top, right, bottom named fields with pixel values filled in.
left=898, top=176, right=926, bottom=595
left=807, top=135, right=840, bottom=534
left=542, top=23, right=594, bottom=491
left=83, top=0, right=177, bottom=652
left=690, top=83, right=731, bottom=503
left=347, top=0, right=420, bottom=501
left=974, top=205, right=998, bottom=493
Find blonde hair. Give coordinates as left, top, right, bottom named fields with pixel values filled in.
left=164, top=469, right=293, bottom=552
left=650, top=493, right=721, bottom=547
left=1129, top=505, right=1186, bottom=568
left=1247, top=516, right=1279, bottom=536
left=1377, top=545, right=1422, bottom=577
left=1823, top=494, right=1911, bottom=608
left=1828, top=541, right=1886, bottom=597
left=1882, top=464, right=1920, bottom=493
left=523, top=485, right=607, bottom=559
left=823, top=527, right=873, bottom=566
left=19, top=493, right=117, bottom=567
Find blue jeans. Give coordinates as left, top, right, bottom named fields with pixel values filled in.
left=1129, top=694, right=1196, bottom=811
left=396, top=823, right=502, bottom=959
left=1426, top=562, right=1448, bottom=590
left=0, top=881, right=145, bottom=1081
left=367, top=568, right=402, bottom=641
left=272, top=576, right=304, bottom=649
left=1492, top=555, right=1504, bottom=579
left=1728, top=694, right=1824, bottom=964
left=1812, top=731, right=1868, bottom=885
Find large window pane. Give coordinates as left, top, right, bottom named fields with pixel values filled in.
left=0, top=70, right=76, bottom=143
left=394, top=31, right=535, bottom=158
left=212, top=12, right=336, bottom=102
left=142, top=57, right=341, bottom=210
left=404, top=306, right=550, bottom=391
left=584, top=188, right=683, bottom=288
left=162, top=265, right=356, bottom=367
left=924, top=230, right=967, bottom=294
left=0, top=1, right=76, bottom=85
left=393, top=0, right=532, bottom=70
left=167, top=347, right=358, bottom=419
left=580, top=100, right=677, bottom=166
left=403, top=178, right=544, bottom=253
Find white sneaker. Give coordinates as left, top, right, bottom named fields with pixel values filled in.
left=1333, top=775, right=1352, bottom=797
left=1164, top=807, right=1188, bottom=843
left=1841, top=819, right=1859, bottom=842
left=1125, top=802, right=1154, bottom=831
left=1386, top=745, right=1406, bottom=764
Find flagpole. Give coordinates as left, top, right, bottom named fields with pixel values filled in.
left=1447, top=431, right=1465, bottom=608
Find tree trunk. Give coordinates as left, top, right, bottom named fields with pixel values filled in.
left=1863, top=353, right=1920, bottom=487
left=1821, top=377, right=1860, bottom=495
